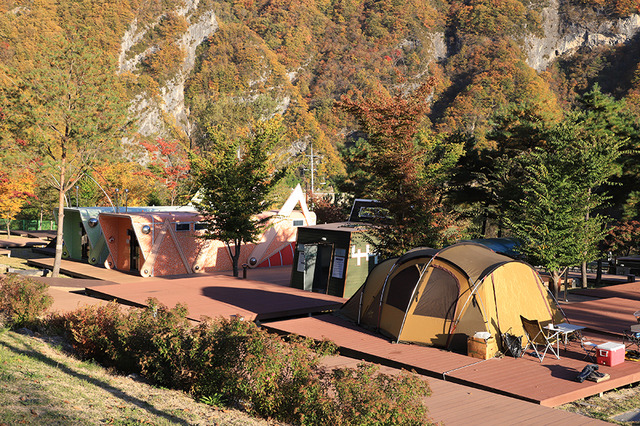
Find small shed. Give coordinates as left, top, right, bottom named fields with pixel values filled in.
left=290, top=222, right=378, bottom=298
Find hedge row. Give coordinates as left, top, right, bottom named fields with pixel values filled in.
left=0, top=274, right=434, bottom=425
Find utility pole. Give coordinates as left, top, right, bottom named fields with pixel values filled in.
left=310, top=143, right=314, bottom=195
left=306, top=143, right=321, bottom=196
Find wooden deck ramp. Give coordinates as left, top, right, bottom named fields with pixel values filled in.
left=264, top=314, right=640, bottom=407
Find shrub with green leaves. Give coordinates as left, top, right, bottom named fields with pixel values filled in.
left=188, top=317, right=333, bottom=422
left=57, top=299, right=435, bottom=425
left=327, top=364, right=432, bottom=425
left=0, top=274, right=53, bottom=328
left=61, top=301, right=135, bottom=371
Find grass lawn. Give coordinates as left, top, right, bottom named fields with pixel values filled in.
left=0, top=330, right=279, bottom=425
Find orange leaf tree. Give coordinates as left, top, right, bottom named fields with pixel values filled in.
left=0, top=169, right=35, bottom=236
left=337, top=79, right=464, bottom=256
left=139, top=138, right=191, bottom=206
left=1, top=4, right=130, bottom=276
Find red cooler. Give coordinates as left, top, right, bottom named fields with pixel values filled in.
left=596, top=342, right=625, bottom=367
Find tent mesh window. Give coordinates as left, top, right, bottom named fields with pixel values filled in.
left=413, top=266, right=460, bottom=319
left=386, top=264, right=423, bottom=311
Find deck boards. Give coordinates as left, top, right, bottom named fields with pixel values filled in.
left=264, top=314, right=640, bottom=407
left=324, top=355, right=607, bottom=425
left=84, top=275, right=344, bottom=322
left=0, top=234, right=48, bottom=249
left=561, top=297, right=640, bottom=336
left=571, top=281, right=640, bottom=301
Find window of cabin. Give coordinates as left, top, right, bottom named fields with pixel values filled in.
left=175, top=223, right=190, bottom=231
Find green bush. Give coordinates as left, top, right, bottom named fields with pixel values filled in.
left=57, top=299, right=435, bottom=425
left=326, top=364, right=432, bottom=425
left=0, top=274, right=53, bottom=328
left=61, top=301, right=136, bottom=371
left=188, top=317, right=333, bottom=422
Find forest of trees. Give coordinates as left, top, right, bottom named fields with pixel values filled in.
left=2, top=0, right=640, bottom=278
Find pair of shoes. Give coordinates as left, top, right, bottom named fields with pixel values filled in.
left=586, top=367, right=610, bottom=383
left=626, top=350, right=640, bottom=361
left=576, top=364, right=598, bottom=383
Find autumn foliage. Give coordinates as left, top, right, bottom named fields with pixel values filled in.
left=0, top=169, right=35, bottom=233
left=139, top=138, right=191, bottom=205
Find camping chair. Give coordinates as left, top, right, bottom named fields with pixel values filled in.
left=581, top=338, right=598, bottom=361
left=520, top=316, right=561, bottom=362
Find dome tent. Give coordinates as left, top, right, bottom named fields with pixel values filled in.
left=340, top=242, right=564, bottom=353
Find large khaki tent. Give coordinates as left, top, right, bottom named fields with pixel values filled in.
left=340, top=242, right=564, bottom=352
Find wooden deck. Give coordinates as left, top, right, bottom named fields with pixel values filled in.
left=27, top=257, right=152, bottom=281
left=325, top=355, right=607, bottom=425
left=27, top=256, right=294, bottom=285
left=83, top=275, right=344, bottom=322
left=264, top=314, right=640, bottom=407
left=561, top=297, right=640, bottom=337
left=0, top=234, right=49, bottom=249
left=571, top=281, right=640, bottom=301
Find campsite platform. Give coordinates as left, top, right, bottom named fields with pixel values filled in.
left=326, top=355, right=607, bottom=425
left=9, top=229, right=57, bottom=240
left=82, top=274, right=344, bottom=322
left=27, top=257, right=152, bottom=281
left=263, top=314, right=640, bottom=407
left=26, top=259, right=335, bottom=322
left=560, top=296, right=640, bottom=337
left=26, top=256, right=294, bottom=285
left=0, top=234, right=49, bottom=249
left=570, top=281, right=640, bottom=302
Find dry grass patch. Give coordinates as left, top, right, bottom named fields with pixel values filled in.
left=560, top=384, right=640, bottom=424
left=0, top=329, right=281, bottom=425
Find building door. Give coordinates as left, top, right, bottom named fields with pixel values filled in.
left=127, top=229, right=140, bottom=272
left=80, top=223, right=89, bottom=261
left=303, top=243, right=334, bottom=294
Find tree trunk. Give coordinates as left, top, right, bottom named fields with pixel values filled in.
left=6, top=220, right=10, bottom=238
left=551, top=270, right=561, bottom=300
left=227, top=241, right=241, bottom=277
left=52, top=157, right=66, bottom=278
left=581, top=195, right=589, bottom=288
left=596, top=259, right=603, bottom=286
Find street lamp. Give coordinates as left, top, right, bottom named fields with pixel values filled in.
left=124, top=189, right=129, bottom=212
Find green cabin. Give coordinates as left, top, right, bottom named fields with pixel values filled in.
left=290, top=222, right=379, bottom=299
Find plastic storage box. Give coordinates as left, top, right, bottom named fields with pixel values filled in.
left=596, top=342, right=625, bottom=367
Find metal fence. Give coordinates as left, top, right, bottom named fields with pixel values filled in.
left=0, top=219, right=57, bottom=231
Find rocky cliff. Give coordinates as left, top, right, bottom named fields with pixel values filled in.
left=119, top=0, right=640, bottom=142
